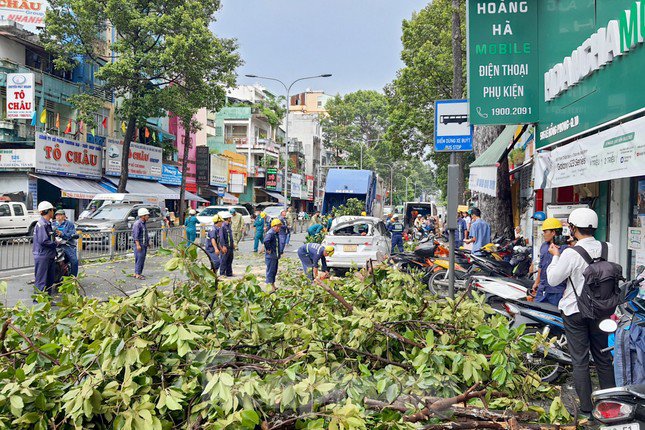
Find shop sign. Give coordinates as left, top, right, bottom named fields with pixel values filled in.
left=276, top=173, right=283, bottom=193
left=306, top=175, right=315, bottom=200
left=468, top=166, right=498, bottom=197
left=104, top=139, right=163, bottom=180
left=35, top=133, right=102, bottom=179
left=209, top=155, right=228, bottom=187
left=229, top=171, right=245, bottom=194
left=537, top=0, right=645, bottom=148
left=467, top=0, right=539, bottom=125
left=265, top=168, right=278, bottom=190
left=534, top=115, right=645, bottom=189
left=0, top=0, right=46, bottom=32
left=290, top=173, right=302, bottom=199
left=5, top=73, right=34, bottom=119
left=627, top=227, right=644, bottom=251
left=434, top=99, right=473, bottom=151
left=195, top=146, right=210, bottom=184
left=0, top=148, right=35, bottom=168
left=160, top=164, right=182, bottom=186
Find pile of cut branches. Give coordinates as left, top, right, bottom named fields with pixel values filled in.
left=0, top=246, right=574, bottom=429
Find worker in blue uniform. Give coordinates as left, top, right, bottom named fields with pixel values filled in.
left=253, top=212, right=266, bottom=253
left=184, top=209, right=199, bottom=245
left=263, top=218, right=283, bottom=289
left=205, top=215, right=223, bottom=272
left=278, top=210, right=289, bottom=254
left=388, top=214, right=404, bottom=253
left=33, top=201, right=58, bottom=295
left=132, top=207, right=151, bottom=279
left=52, top=209, right=78, bottom=276
left=218, top=211, right=235, bottom=277
left=307, top=223, right=324, bottom=237
left=297, top=243, right=335, bottom=280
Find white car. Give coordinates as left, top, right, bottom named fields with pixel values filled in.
left=322, top=216, right=391, bottom=270
left=262, top=205, right=285, bottom=220
left=196, top=205, right=251, bottom=228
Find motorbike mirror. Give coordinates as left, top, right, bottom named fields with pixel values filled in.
left=599, top=319, right=618, bottom=333
left=127, top=216, right=135, bottom=221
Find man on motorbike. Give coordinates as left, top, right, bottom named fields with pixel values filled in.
left=53, top=209, right=79, bottom=277
left=531, top=217, right=567, bottom=305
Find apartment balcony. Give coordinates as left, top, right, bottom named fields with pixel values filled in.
left=234, top=137, right=281, bottom=157
left=0, top=60, right=81, bottom=107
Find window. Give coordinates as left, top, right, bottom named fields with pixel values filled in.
left=0, top=204, right=10, bottom=217
left=12, top=204, right=24, bottom=216
left=149, top=207, right=162, bottom=218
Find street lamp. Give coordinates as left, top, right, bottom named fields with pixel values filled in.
left=245, top=73, right=332, bottom=208
left=356, top=138, right=381, bottom=170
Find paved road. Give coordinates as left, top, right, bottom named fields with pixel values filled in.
left=0, top=233, right=309, bottom=307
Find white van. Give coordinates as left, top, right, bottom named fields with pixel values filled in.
left=79, top=194, right=162, bottom=219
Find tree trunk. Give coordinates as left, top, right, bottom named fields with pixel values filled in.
left=178, top=118, right=192, bottom=225
left=117, top=116, right=137, bottom=193
left=472, top=126, right=513, bottom=238
left=451, top=0, right=466, bottom=200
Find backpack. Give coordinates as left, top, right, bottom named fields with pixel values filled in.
left=570, top=242, right=624, bottom=319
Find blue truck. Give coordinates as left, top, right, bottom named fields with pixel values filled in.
left=322, top=169, right=384, bottom=217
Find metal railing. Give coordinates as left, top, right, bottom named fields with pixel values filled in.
left=0, top=236, right=34, bottom=271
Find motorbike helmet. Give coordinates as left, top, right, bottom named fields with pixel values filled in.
left=38, top=201, right=54, bottom=212
left=532, top=211, right=547, bottom=221
left=137, top=208, right=150, bottom=217
left=541, top=217, right=563, bottom=231
left=568, top=208, right=598, bottom=229
left=229, top=208, right=236, bottom=214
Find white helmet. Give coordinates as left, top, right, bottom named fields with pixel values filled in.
left=568, top=208, right=598, bottom=229
left=218, top=211, right=232, bottom=219
left=37, top=201, right=54, bottom=212
left=137, top=208, right=150, bottom=217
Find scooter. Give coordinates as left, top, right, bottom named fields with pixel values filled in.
left=53, top=235, right=79, bottom=288
left=591, top=278, right=645, bottom=428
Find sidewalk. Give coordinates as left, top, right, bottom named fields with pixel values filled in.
left=0, top=233, right=308, bottom=307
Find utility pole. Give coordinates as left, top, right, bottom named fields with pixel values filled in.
left=448, top=0, right=464, bottom=299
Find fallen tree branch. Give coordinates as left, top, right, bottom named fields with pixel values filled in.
left=315, top=279, right=353, bottom=314
left=404, top=384, right=490, bottom=423
left=0, top=318, right=10, bottom=353
left=331, top=343, right=412, bottom=370
left=7, top=323, right=60, bottom=365
left=374, top=323, right=425, bottom=349
left=422, top=421, right=505, bottom=429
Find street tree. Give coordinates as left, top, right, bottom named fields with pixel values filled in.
left=161, top=1, right=240, bottom=223
left=42, top=0, right=231, bottom=193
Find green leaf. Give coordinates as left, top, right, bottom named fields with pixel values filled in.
left=164, top=393, right=182, bottom=411
left=240, top=410, right=260, bottom=427
left=164, top=258, right=180, bottom=272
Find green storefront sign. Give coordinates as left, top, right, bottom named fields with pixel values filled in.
left=467, top=0, right=539, bottom=125
left=536, top=0, right=645, bottom=148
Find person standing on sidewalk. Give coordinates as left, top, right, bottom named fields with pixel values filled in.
left=53, top=209, right=79, bottom=277
left=33, top=201, right=58, bottom=295
left=278, top=210, right=289, bottom=254
left=532, top=217, right=568, bottom=306
left=464, top=208, right=490, bottom=256
left=132, top=208, right=151, bottom=280
left=184, top=209, right=198, bottom=245
left=263, top=218, right=282, bottom=290
left=546, top=208, right=617, bottom=417
left=205, top=215, right=223, bottom=272
left=218, top=211, right=235, bottom=277
left=230, top=208, right=245, bottom=249
left=253, top=212, right=266, bottom=253
left=286, top=206, right=297, bottom=242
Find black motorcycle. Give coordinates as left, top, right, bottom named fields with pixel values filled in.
left=53, top=235, right=79, bottom=288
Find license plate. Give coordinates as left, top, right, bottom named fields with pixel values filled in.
left=343, top=245, right=358, bottom=252
left=601, top=423, right=640, bottom=430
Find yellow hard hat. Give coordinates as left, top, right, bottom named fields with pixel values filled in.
left=325, top=246, right=335, bottom=257
left=457, top=205, right=469, bottom=213
left=541, top=217, right=563, bottom=231
left=271, top=218, right=283, bottom=227
left=260, top=212, right=267, bottom=218
left=212, top=215, right=222, bottom=223
left=361, top=211, right=367, bottom=216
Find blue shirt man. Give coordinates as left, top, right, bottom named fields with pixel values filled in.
left=466, top=208, right=490, bottom=255
left=33, top=202, right=58, bottom=294
left=297, top=243, right=331, bottom=280
left=205, top=216, right=222, bottom=271
left=218, top=214, right=235, bottom=277
left=53, top=210, right=78, bottom=277
left=264, top=220, right=282, bottom=288
left=388, top=216, right=405, bottom=253
left=308, top=223, right=324, bottom=237
left=132, top=208, right=150, bottom=279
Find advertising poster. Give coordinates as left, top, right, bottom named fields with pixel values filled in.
left=0, top=0, right=46, bottom=32
left=104, top=139, right=163, bottom=180
left=6, top=73, right=35, bottom=119
left=0, top=148, right=35, bottom=169
left=265, top=168, right=277, bottom=190
left=209, top=155, right=228, bottom=187
left=35, top=133, right=102, bottom=179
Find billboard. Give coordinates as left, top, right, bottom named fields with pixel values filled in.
left=290, top=173, right=302, bottom=199
left=104, top=139, right=163, bottom=180
left=195, top=146, right=210, bottom=184
left=6, top=73, right=34, bottom=119
left=35, top=133, right=102, bottom=179
left=0, top=148, right=35, bottom=169
left=0, top=0, right=46, bottom=33
left=265, top=168, right=278, bottom=190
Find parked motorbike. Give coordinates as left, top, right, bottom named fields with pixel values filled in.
left=591, top=278, right=645, bottom=428
left=53, top=235, right=79, bottom=288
